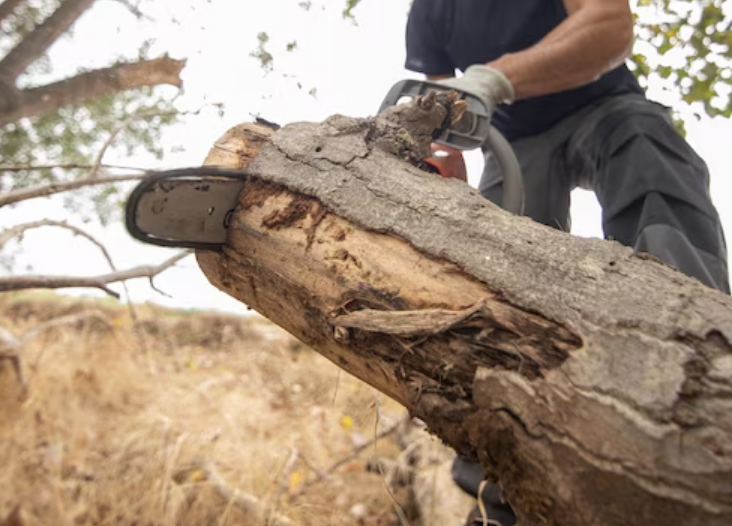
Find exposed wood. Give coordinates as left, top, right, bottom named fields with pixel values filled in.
left=196, top=95, right=732, bottom=525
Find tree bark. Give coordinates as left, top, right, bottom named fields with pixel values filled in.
left=195, top=96, right=732, bottom=525
left=0, top=56, right=185, bottom=126
left=0, top=0, right=97, bottom=83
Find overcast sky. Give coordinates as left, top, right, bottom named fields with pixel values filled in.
left=1, top=0, right=730, bottom=314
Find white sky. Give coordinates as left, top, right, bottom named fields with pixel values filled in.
left=1, top=0, right=730, bottom=314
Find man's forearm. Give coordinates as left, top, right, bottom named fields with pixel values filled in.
left=489, top=2, right=635, bottom=100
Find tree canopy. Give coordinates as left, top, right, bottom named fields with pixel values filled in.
left=0, top=0, right=188, bottom=221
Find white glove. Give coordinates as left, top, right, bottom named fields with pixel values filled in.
left=437, top=65, right=515, bottom=115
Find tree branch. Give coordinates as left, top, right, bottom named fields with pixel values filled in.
left=0, top=163, right=148, bottom=173
left=111, top=0, right=147, bottom=20
left=20, top=310, right=112, bottom=344
left=0, top=0, right=97, bottom=83
left=0, top=56, right=186, bottom=126
left=87, top=103, right=217, bottom=179
left=0, top=0, right=25, bottom=27
left=0, top=172, right=146, bottom=207
left=291, top=418, right=404, bottom=498
left=0, top=220, right=114, bottom=259
left=87, top=112, right=163, bottom=179
left=0, top=218, right=153, bottom=351
left=0, top=251, right=192, bottom=299
left=0, top=310, right=111, bottom=393
left=174, top=461, right=297, bottom=526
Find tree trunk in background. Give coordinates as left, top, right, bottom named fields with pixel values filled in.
left=195, top=95, right=732, bottom=526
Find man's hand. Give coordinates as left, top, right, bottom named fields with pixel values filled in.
left=436, top=65, right=515, bottom=117
left=425, top=143, right=468, bottom=182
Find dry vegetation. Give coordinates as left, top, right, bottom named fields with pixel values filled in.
left=0, top=292, right=473, bottom=526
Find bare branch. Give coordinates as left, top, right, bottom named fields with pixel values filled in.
left=1, top=310, right=112, bottom=394
left=0, top=173, right=145, bottom=208
left=270, top=448, right=300, bottom=523
left=87, top=103, right=218, bottom=179
left=0, top=216, right=154, bottom=352
left=0, top=0, right=97, bottom=83
left=175, top=461, right=297, bottom=526
left=111, top=0, right=148, bottom=20
left=0, top=0, right=25, bottom=27
left=291, top=417, right=404, bottom=498
left=0, top=325, right=24, bottom=391
left=0, top=163, right=148, bottom=173
left=20, top=310, right=112, bottom=345
left=88, top=114, right=153, bottom=180
left=0, top=220, right=115, bottom=262
left=0, top=251, right=192, bottom=299
left=0, top=56, right=186, bottom=126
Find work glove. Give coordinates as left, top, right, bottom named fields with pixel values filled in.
left=437, top=64, right=515, bottom=117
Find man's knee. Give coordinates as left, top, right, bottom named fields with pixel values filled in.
left=596, top=115, right=729, bottom=293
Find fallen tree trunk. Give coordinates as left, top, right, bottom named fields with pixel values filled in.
left=195, top=95, right=732, bottom=526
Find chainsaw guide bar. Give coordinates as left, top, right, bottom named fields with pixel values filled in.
left=125, top=167, right=249, bottom=250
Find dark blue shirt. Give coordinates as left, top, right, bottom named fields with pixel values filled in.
left=405, top=0, right=645, bottom=141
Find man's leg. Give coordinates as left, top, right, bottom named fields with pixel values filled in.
left=479, top=131, right=572, bottom=231
left=591, top=106, right=729, bottom=293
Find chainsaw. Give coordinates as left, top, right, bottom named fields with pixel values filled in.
left=124, top=80, right=524, bottom=250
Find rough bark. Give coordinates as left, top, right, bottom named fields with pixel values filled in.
left=195, top=94, right=732, bottom=525
left=0, top=57, right=185, bottom=126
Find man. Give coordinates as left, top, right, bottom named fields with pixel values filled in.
left=404, top=0, right=730, bottom=524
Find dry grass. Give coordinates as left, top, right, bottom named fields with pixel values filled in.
left=0, top=292, right=457, bottom=526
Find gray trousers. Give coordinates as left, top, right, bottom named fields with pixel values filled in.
left=480, top=93, right=730, bottom=294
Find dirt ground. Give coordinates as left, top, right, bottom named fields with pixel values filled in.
left=0, top=292, right=473, bottom=526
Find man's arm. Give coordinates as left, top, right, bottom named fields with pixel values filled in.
left=489, top=0, right=635, bottom=100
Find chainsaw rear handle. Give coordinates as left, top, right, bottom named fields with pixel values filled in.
left=380, top=79, right=524, bottom=216
left=484, top=125, right=524, bottom=216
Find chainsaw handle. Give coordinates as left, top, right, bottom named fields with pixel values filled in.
left=484, top=125, right=524, bottom=216
left=380, top=79, right=524, bottom=216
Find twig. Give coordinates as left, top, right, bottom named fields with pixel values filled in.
left=0, top=219, right=149, bottom=351
left=373, top=393, right=411, bottom=526
left=175, top=461, right=297, bottom=526
left=295, top=453, right=329, bottom=483
left=0, top=163, right=148, bottom=173
left=86, top=102, right=222, bottom=180
left=87, top=108, right=180, bottom=180
left=20, top=311, right=112, bottom=345
left=290, top=415, right=405, bottom=498
left=0, top=173, right=147, bottom=208
left=0, top=251, right=192, bottom=299
left=0, top=326, right=25, bottom=394
left=0, top=220, right=114, bottom=257
left=269, top=448, right=300, bottom=523
left=0, top=310, right=111, bottom=394
left=111, top=0, right=149, bottom=20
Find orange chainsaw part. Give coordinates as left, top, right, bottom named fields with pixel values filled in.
left=426, top=144, right=468, bottom=182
